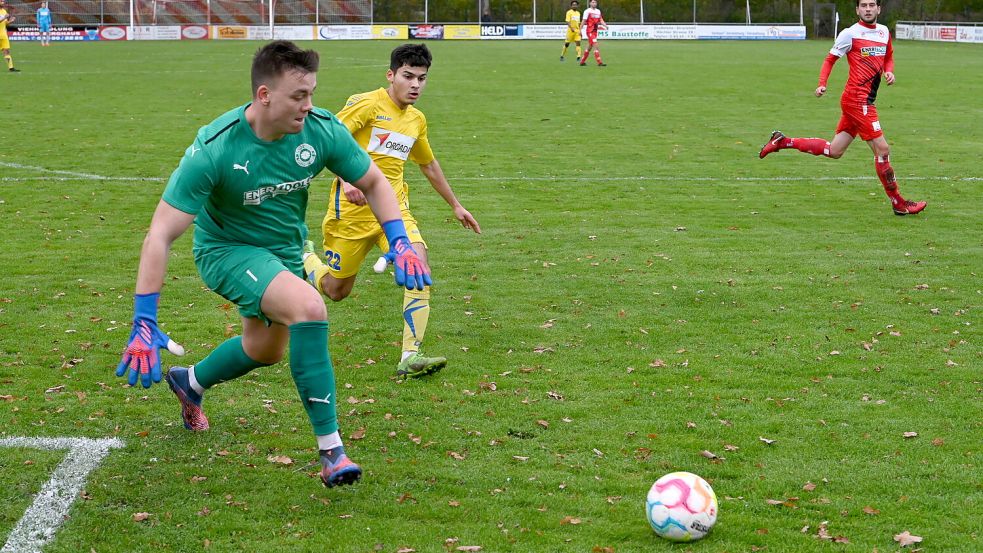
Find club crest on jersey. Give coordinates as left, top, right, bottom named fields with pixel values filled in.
left=295, top=143, right=316, bottom=167
left=368, top=127, right=415, bottom=161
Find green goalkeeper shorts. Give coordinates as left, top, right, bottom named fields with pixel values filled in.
left=194, top=243, right=303, bottom=324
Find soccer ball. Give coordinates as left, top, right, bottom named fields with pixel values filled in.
left=645, top=471, right=718, bottom=542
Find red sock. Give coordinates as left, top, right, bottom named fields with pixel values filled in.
left=580, top=50, right=589, bottom=64
left=875, top=155, right=904, bottom=206
left=594, top=50, right=603, bottom=64
left=789, top=138, right=830, bottom=157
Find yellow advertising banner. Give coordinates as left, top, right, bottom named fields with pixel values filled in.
left=371, top=25, right=409, bottom=40
left=214, top=26, right=247, bottom=39
left=444, top=25, right=481, bottom=40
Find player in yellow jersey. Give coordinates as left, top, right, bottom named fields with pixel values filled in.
left=560, top=0, right=582, bottom=62
left=304, top=43, right=481, bottom=380
left=0, top=0, right=20, bottom=72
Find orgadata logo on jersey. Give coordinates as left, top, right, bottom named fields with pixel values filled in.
left=295, top=144, right=316, bottom=167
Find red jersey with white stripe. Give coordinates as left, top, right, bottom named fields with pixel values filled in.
left=829, top=21, right=894, bottom=106
left=583, top=7, right=604, bottom=35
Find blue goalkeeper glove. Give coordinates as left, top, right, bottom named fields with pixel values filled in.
left=116, top=293, right=185, bottom=388
left=382, top=219, right=432, bottom=291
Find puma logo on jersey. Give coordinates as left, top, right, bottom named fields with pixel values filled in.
left=368, top=127, right=416, bottom=161
left=233, top=161, right=250, bottom=175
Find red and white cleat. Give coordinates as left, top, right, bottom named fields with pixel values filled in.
left=758, top=130, right=786, bottom=159
left=893, top=200, right=927, bottom=216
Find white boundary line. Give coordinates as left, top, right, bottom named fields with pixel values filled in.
left=1, top=436, right=124, bottom=553
left=2, top=162, right=980, bottom=184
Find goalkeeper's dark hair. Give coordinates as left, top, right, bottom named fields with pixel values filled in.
left=390, top=44, right=432, bottom=71
left=251, top=40, right=319, bottom=96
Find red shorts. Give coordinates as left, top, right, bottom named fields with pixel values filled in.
left=586, top=32, right=598, bottom=45
left=836, top=102, right=883, bottom=141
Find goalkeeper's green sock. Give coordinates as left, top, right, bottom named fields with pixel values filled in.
left=193, top=336, right=266, bottom=389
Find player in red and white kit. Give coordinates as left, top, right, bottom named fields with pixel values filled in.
left=579, top=0, right=607, bottom=67
left=758, top=0, right=925, bottom=216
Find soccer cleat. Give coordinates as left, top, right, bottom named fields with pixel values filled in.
left=9, top=68, right=21, bottom=72
left=758, top=130, right=786, bottom=159
left=320, top=454, right=362, bottom=488
left=579, top=62, right=586, bottom=66
left=165, top=367, right=209, bottom=431
left=893, top=200, right=927, bottom=216
left=396, top=352, right=447, bottom=380
left=598, top=63, right=607, bottom=66
left=560, top=56, right=565, bottom=61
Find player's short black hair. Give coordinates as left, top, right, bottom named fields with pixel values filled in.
left=570, top=1, right=579, bottom=5
left=390, top=44, right=432, bottom=71
left=251, top=40, right=319, bottom=95
left=856, top=0, right=881, bottom=5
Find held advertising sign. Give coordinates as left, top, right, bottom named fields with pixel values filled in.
left=480, top=24, right=521, bottom=39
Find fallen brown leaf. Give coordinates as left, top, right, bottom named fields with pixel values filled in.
left=132, top=512, right=150, bottom=522
left=700, top=450, right=719, bottom=460
left=894, top=530, right=923, bottom=547
left=559, top=516, right=582, bottom=525
left=267, top=455, right=293, bottom=465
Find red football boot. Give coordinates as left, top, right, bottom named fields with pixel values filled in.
left=758, top=130, right=786, bottom=159
left=893, top=200, right=927, bottom=216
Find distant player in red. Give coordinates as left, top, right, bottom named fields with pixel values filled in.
left=579, top=0, right=607, bottom=67
left=759, top=0, right=925, bottom=216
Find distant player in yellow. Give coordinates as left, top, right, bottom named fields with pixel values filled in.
left=0, top=0, right=20, bottom=72
left=561, top=0, right=582, bottom=62
left=304, top=43, right=481, bottom=380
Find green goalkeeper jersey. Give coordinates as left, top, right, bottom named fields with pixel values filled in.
left=162, top=103, right=371, bottom=261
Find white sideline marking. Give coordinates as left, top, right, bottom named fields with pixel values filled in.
left=0, top=162, right=163, bottom=182
left=1, top=162, right=980, bottom=184
left=1, top=437, right=124, bottom=553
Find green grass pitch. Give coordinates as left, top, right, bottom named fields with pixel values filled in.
left=0, top=38, right=981, bottom=552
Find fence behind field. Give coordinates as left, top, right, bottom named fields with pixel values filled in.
left=6, top=1, right=983, bottom=35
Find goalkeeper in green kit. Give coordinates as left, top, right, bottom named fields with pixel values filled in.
left=116, top=41, right=431, bottom=488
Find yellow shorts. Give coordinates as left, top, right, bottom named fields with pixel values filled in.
left=565, top=31, right=581, bottom=43
left=0, top=35, right=10, bottom=50
left=320, top=211, right=425, bottom=279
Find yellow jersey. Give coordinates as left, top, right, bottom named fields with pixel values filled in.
left=0, top=8, right=11, bottom=38
left=329, top=87, right=435, bottom=222
left=565, top=9, right=581, bottom=32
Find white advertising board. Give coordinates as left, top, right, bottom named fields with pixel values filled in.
left=132, top=25, right=182, bottom=40
left=696, top=25, right=805, bottom=40
left=318, top=25, right=373, bottom=40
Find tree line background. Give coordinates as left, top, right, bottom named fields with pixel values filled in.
left=376, top=0, right=983, bottom=28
